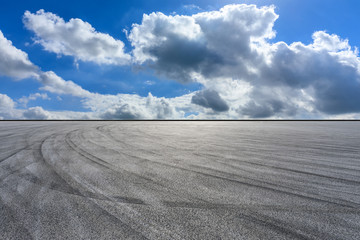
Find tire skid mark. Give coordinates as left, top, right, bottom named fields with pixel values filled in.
left=187, top=164, right=360, bottom=209
left=3, top=122, right=359, bottom=239
left=65, top=129, right=179, bottom=191
left=42, top=130, right=151, bottom=239
left=65, top=130, right=111, bottom=168
left=188, top=163, right=360, bottom=203
left=98, top=125, right=179, bottom=150
left=162, top=200, right=359, bottom=214
left=0, top=146, right=32, bottom=164
left=37, top=133, right=87, bottom=198
left=203, top=157, right=360, bottom=188
left=4, top=126, right=150, bottom=207
left=0, top=196, right=35, bottom=240
left=230, top=145, right=360, bottom=172
left=79, top=126, right=212, bottom=205
left=195, top=152, right=360, bottom=185
left=103, top=124, right=360, bottom=174
left=0, top=160, right=40, bottom=183
left=207, top=159, right=360, bottom=198
left=85, top=128, right=360, bottom=209
left=100, top=124, right=360, bottom=208
left=96, top=125, right=162, bottom=156
left=62, top=130, right=183, bottom=239
left=59, top=131, right=147, bottom=203
left=65, top=128, right=191, bottom=210
left=194, top=150, right=360, bottom=175
left=0, top=126, right=49, bottom=164
left=236, top=212, right=315, bottom=240
left=88, top=127, right=212, bottom=202
left=204, top=135, right=360, bottom=170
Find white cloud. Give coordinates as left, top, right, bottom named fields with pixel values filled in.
left=22, top=106, right=51, bottom=119
left=2, top=5, right=360, bottom=119
left=128, top=4, right=360, bottom=117
left=37, top=71, right=92, bottom=98
left=0, top=30, right=38, bottom=79
left=0, top=92, right=93, bottom=119
left=129, top=4, right=278, bottom=83
left=18, top=93, right=50, bottom=107
left=23, top=9, right=131, bottom=66
left=258, top=31, right=360, bottom=115
left=88, top=92, right=182, bottom=119
left=0, top=93, right=22, bottom=119
left=0, top=93, right=15, bottom=110
left=0, top=29, right=188, bottom=119
left=0, top=93, right=16, bottom=119
left=0, top=30, right=93, bottom=100
left=312, top=31, right=351, bottom=52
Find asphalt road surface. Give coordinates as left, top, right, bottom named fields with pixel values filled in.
left=0, top=121, right=360, bottom=239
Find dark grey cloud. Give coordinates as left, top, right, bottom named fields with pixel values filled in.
left=192, top=89, right=229, bottom=112
left=258, top=39, right=360, bottom=115
left=129, top=4, right=277, bottom=84
left=241, top=100, right=283, bottom=118
left=239, top=86, right=298, bottom=118
left=314, top=77, right=360, bottom=114
left=101, top=104, right=143, bottom=120
left=147, top=34, right=223, bottom=83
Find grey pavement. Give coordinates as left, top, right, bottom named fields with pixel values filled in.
left=0, top=121, right=360, bottom=239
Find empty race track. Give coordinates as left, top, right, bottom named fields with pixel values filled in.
left=0, top=121, right=360, bottom=239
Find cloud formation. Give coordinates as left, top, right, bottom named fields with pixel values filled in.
left=191, top=89, right=229, bottom=112
left=128, top=4, right=360, bottom=117
left=0, top=30, right=38, bottom=79
left=18, top=93, right=50, bottom=107
left=0, top=30, right=187, bottom=120
left=259, top=32, right=360, bottom=115
left=22, top=106, right=51, bottom=119
left=37, top=71, right=92, bottom=98
left=0, top=30, right=93, bottom=100
left=23, top=10, right=131, bottom=66
left=96, top=93, right=180, bottom=119
left=1, top=4, right=360, bottom=119
left=129, top=4, right=278, bottom=83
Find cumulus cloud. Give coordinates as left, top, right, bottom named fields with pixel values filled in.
left=23, top=9, right=131, bottom=66
left=239, top=89, right=297, bottom=118
left=0, top=93, right=15, bottom=110
left=128, top=4, right=360, bottom=117
left=191, top=89, right=229, bottom=112
left=18, top=93, right=50, bottom=107
left=0, top=30, right=38, bottom=79
left=129, top=4, right=278, bottom=83
left=258, top=32, right=360, bottom=115
left=0, top=93, right=26, bottom=119
left=0, top=93, right=17, bottom=119
left=0, top=92, right=93, bottom=120
left=2, top=4, right=360, bottom=119
left=22, top=106, right=51, bottom=119
left=0, top=29, right=185, bottom=120
left=98, top=93, right=179, bottom=119
left=0, top=30, right=94, bottom=100
left=1, top=93, right=47, bottom=119
left=37, top=71, right=92, bottom=98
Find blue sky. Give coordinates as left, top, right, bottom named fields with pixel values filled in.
left=0, top=0, right=360, bottom=119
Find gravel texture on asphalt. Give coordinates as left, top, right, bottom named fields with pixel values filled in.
left=0, top=121, right=359, bottom=239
